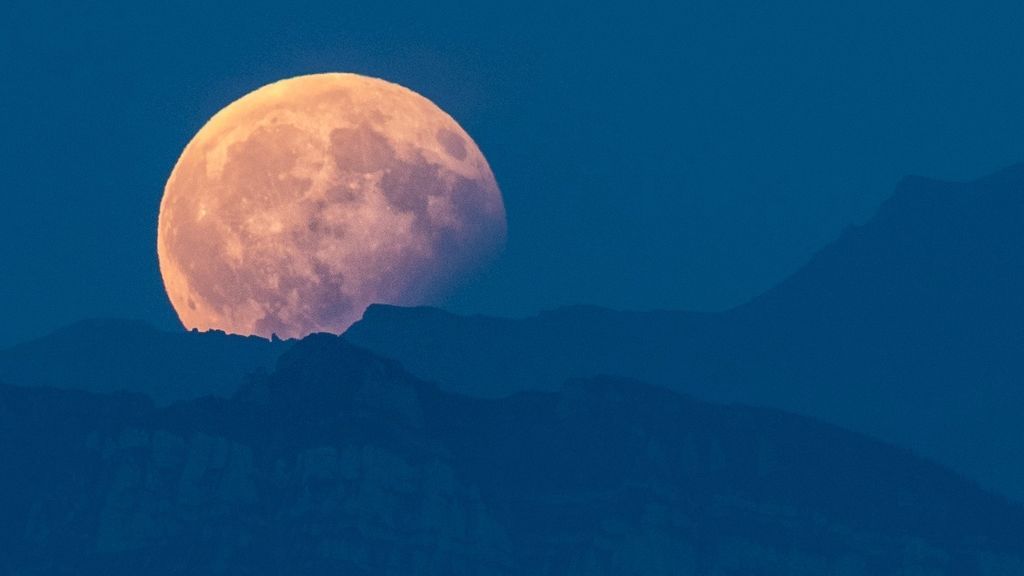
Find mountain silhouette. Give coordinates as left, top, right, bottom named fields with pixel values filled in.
left=345, top=162, right=1024, bottom=501
left=0, top=318, right=292, bottom=406
left=3, top=334, right=1024, bottom=575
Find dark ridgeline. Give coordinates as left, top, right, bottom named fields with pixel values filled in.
left=345, top=162, right=1024, bottom=502
left=0, top=318, right=292, bottom=406
left=2, top=334, right=1024, bottom=575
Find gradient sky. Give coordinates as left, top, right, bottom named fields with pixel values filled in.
left=2, top=0, right=1024, bottom=345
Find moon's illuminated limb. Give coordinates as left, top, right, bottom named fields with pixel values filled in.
left=157, top=74, right=506, bottom=339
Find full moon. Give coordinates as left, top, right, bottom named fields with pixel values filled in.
left=158, top=73, right=506, bottom=339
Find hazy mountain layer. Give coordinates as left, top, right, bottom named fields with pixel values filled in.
left=345, top=163, right=1024, bottom=501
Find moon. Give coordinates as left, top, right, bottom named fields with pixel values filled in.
left=157, top=73, right=506, bottom=339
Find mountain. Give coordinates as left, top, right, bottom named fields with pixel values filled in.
left=345, top=303, right=707, bottom=397
left=344, top=162, right=1024, bottom=502
left=0, top=318, right=293, bottom=406
left=3, top=334, right=1024, bottom=575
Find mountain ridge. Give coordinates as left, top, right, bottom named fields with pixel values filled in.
left=0, top=317, right=293, bottom=405
left=3, top=335, right=1024, bottom=574
left=345, top=162, right=1024, bottom=502
left=4, top=162, right=1024, bottom=505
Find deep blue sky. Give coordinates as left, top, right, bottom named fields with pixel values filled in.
left=2, top=1, right=1024, bottom=345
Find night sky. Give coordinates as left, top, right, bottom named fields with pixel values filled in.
left=3, top=1, right=1024, bottom=346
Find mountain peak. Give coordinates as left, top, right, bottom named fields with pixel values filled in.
left=972, top=160, right=1024, bottom=191
left=360, top=303, right=454, bottom=324
left=875, top=161, right=1024, bottom=224
left=266, top=333, right=431, bottom=429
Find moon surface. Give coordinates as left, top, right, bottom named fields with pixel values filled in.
left=158, top=73, right=506, bottom=339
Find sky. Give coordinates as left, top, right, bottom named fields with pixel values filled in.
left=2, top=0, right=1024, bottom=346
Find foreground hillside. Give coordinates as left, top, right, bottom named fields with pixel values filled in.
left=2, top=335, right=1023, bottom=575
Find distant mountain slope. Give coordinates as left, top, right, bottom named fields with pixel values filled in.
left=712, top=164, right=1024, bottom=503
left=0, top=319, right=293, bottom=405
left=345, top=162, right=1024, bottom=501
left=347, top=304, right=712, bottom=397
left=2, top=335, right=1023, bottom=575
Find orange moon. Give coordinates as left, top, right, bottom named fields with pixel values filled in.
left=157, top=73, right=506, bottom=339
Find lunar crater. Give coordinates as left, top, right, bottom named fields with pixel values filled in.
left=436, top=127, right=468, bottom=160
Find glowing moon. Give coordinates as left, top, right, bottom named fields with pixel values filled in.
left=157, top=73, right=506, bottom=339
